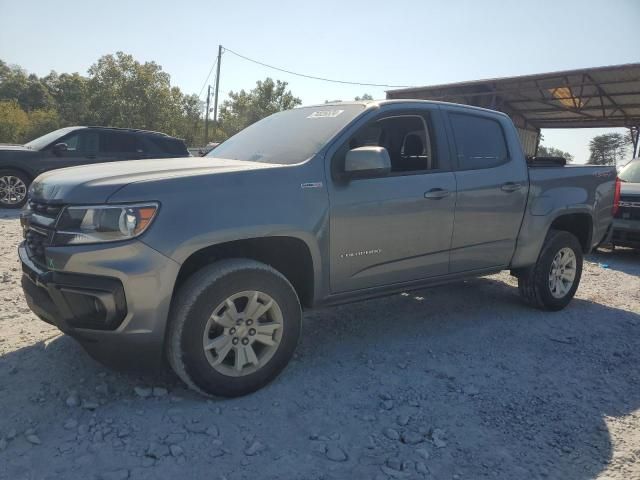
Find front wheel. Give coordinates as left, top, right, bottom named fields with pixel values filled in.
left=0, top=169, right=30, bottom=208
left=518, top=230, right=583, bottom=311
left=167, top=259, right=301, bottom=397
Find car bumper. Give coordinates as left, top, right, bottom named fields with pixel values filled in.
left=19, top=240, right=180, bottom=370
left=612, top=218, right=640, bottom=248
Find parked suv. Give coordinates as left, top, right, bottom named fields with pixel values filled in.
left=0, top=126, right=189, bottom=208
left=19, top=101, right=617, bottom=397
left=612, top=159, right=640, bottom=248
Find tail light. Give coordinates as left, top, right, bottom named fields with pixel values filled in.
left=612, top=177, right=621, bottom=216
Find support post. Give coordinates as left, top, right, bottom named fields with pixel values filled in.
left=204, top=84, right=211, bottom=145
left=213, top=45, right=222, bottom=125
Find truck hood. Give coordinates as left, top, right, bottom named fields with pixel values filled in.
left=620, top=182, right=640, bottom=196
left=0, top=144, right=38, bottom=162
left=30, top=157, right=280, bottom=204
left=0, top=143, right=32, bottom=152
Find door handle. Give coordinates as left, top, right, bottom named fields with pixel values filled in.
left=501, top=182, right=522, bottom=193
left=424, top=188, right=450, bottom=200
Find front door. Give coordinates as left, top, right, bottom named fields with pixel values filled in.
left=37, top=130, right=109, bottom=175
left=328, top=107, right=456, bottom=293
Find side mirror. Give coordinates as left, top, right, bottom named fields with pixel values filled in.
left=52, top=143, right=68, bottom=156
left=344, top=146, right=391, bottom=180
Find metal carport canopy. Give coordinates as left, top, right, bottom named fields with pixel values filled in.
left=386, top=63, right=640, bottom=130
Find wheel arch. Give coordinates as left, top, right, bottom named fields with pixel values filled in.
left=171, top=235, right=318, bottom=309
left=548, top=212, right=593, bottom=253
left=0, top=166, right=33, bottom=181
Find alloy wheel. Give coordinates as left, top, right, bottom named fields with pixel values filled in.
left=0, top=175, right=27, bottom=206
left=548, top=247, right=577, bottom=299
left=202, top=290, right=283, bottom=377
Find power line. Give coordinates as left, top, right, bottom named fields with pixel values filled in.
left=198, top=55, right=220, bottom=99
left=223, top=46, right=415, bottom=89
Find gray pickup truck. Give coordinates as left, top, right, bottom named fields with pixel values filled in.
left=19, top=100, right=618, bottom=397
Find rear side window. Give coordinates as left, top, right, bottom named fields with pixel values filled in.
left=100, top=132, right=137, bottom=153
left=147, top=136, right=188, bottom=155
left=449, top=113, right=508, bottom=170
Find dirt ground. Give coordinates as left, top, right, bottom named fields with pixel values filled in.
left=0, top=207, right=639, bottom=480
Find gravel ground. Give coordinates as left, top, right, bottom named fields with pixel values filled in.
left=0, top=207, right=639, bottom=480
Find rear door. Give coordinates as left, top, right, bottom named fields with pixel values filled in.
left=98, top=131, right=139, bottom=162
left=328, top=105, right=456, bottom=293
left=444, top=108, right=528, bottom=272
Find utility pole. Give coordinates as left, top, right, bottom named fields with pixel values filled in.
left=204, top=84, right=211, bottom=145
left=213, top=45, right=222, bottom=124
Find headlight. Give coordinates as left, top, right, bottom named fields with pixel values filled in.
left=54, top=203, right=159, bottom=245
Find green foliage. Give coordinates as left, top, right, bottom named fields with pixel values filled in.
left=26, top=108, right=60, bottom=140
left=218, top=78, right=301, bottom=138
left=588, top=133, right=630, bottom=165
left=0, top=100, right=29, bottom=143
left=354, top=93, right=373, bottom=101
left=0, top=55, right=301, bottom=147
left=537, top=144, right=574, bottom=163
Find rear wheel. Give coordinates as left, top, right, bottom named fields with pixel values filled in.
left=167, top=259, right=301, bottom=397
left=518, top=230, right=583, bottom=311
left=0, top=169, right=29, bottom=208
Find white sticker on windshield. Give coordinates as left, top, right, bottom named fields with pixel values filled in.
left=307, top=110, right=344, bottom=119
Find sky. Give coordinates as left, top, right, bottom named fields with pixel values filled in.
left=1, top=0, right=638, bottom=162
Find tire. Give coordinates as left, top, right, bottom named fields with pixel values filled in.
left=0, top=169, right=30, bottom=209
left=518, top=230, right=583, bottom=311
left=167, top=258, right=301, bottom=397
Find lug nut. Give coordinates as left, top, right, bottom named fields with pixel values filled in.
left=229, top=327, right=236, bottom=335
left=232, top=337, right=239, bottom=345
left=249, top=328, right=256, bottom=336
left=246, top=319, right=253, bottom=326
left=242, top=338, right=249, bottom=345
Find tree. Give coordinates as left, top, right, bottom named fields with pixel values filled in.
left=588, top=133, right=629, bottom=165
left=0, top=100, right=29, bottom=143
left=43, top=71, right=89, bottom=125
left=26, top=108, right=60, bottom=140
left=218, top=78, right=301, bottom=138
left=355, top=93, right=373, bottom=101
left=537, top=145, right=574, bottom=163
left=86, top=52, right=181, bottom=131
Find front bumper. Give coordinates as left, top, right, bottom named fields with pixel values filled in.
left=19, top=240, right=181, bottom=370
left=612, top=218, right=640, bottom=248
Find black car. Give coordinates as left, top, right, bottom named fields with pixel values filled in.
left=0, top=126, right=190, bottom=208
left=612, top=159, right=640, bottom=249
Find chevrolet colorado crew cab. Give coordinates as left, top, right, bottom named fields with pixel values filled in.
left=19, top=100, right=618, bottom=397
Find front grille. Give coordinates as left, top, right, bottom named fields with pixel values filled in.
left=25, top=227, right=50, bottom=263
left=29, top=200, right=64, bottom=221
left=616, top=195, right=640, bottom=220
left=23, top=200, right=65, bottom=266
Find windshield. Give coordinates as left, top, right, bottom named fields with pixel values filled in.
left=619, top=160, right=640, bottom=183
left=24, top=127, right=78, bottom=150
left=208, top=105, right=365, bottom=164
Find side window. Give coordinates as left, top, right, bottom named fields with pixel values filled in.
left=338, top=113, right=437, bottom=174
left=61, top=132, right=99, bottom=155
left=449, top=113, right=508, bottom=170
left=147, top=136, right=187, bottom=156
left=100, top=132, right=137, bottom=154
left=136, top=136, right=163, bottom=155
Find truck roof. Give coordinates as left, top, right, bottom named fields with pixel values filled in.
left=312, top=99, right=511, bottom=119
left=68, top=126, right=178, bottom=138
